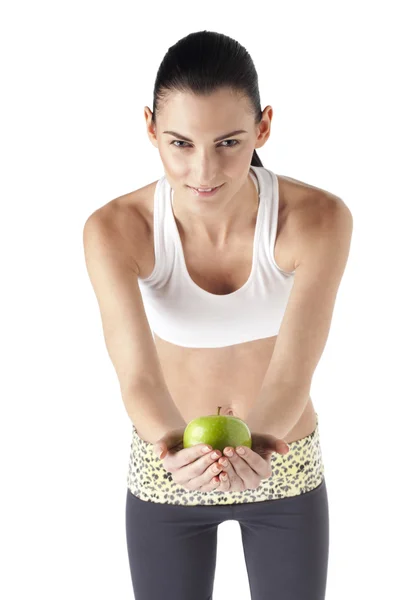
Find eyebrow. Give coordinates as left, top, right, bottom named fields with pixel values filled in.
left=162, top=129, right=248, bottom=143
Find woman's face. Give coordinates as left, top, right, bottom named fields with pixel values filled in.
left=145, top=89, right=271, bottom=199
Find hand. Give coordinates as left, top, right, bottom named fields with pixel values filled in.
left=215, top=432, right=290, bottom=492
left=152, top=427, right=227, bottom=492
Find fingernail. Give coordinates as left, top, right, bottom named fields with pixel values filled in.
left=237, top=447, right=245, bottom=455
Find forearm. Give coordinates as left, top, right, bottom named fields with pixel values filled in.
left=246, top=382, right=311, bottom=440
left=121, top=380, right=187, bottom=444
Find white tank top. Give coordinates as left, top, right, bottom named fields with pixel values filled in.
left=138, top=166, right=295, bottom=348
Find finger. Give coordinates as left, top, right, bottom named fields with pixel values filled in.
left=166, top=443, right=213, bottom=472
left=152, top=428, right=187, bottom=461
left=222, top=449, right=260, bottom=489
left=198, top=460, right=226, bottom=489
left=234, top=446, right=271, bottom=479
left=256, top=433, right=288, bottom=450
left=183, top=459, right=225, bottom=491
left=214, top=455, right=231, bottom=491
left=172, top=447, right=223, bottom=486
left=217, top=471, right=230, bottom=490
left=218, top=453, right=245, bottom=489
left=250, top=432, right=290, bottom=456
left=217, top=464, right=243, bottom=492
left=199, top=474, right=222, bottom=492
left=277, top=439, right=291, bottom=454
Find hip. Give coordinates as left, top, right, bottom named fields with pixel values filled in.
left=126, top=413, right=325, bottom=506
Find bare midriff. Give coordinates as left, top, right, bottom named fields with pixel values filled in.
left=115, top=172, right=325, bottom=443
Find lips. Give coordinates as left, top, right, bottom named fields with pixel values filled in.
left=189, top=184, right=222, bottom=191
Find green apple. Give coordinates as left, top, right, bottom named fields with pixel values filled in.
left=183, top=406, right=252, bottom=452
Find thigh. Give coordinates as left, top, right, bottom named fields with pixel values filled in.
left=125, top=489, right=220, bottom=600
left=237, top=479, right=329, bottom=600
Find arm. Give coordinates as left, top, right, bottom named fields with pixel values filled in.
left=83, top=209, right=186, bottom=444
left=120, top=381, right=188, bottom=444
left=246, top=197, right=353, bottom=439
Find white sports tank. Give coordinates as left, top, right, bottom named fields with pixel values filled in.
left=137, top=166, right=295, bottom=348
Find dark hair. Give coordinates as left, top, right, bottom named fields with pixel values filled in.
left=151, top=30, right=264, bottom=167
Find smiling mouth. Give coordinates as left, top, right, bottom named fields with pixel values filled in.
left=188, top=184, right=223, bottom=190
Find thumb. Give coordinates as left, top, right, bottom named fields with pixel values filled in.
left=152, top=440, right=167, bottom=460
left=152, top=427, right=184, bottom=460
left=276, top=438, right=290, bottom=454
left=259, top=433, right=290, bottom=455
left=262, top=435, right=289, bottom=456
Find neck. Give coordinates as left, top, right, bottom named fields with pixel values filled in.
left=171, top=170, right=259, bottom=248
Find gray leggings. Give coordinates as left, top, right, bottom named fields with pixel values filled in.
left=125, top=478, right=329, bottom=600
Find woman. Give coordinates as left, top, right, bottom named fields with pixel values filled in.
left=83, top=30, right=352, bottom=600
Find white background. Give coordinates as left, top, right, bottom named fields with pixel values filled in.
left=1, top=1, right=399, bottom=598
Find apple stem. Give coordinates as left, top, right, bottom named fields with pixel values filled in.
left=217, top=406, right=221, bottom=416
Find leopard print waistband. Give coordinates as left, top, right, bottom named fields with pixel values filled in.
left=126, top=413, right=325, bottom=506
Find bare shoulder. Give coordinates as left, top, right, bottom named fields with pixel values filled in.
left=94, top=178, right=158, bottom=226
left=278, top=172, right=351, bottom=221
left=83, top=179, right=159, bottom=276
left=276, top=173, right=352, bottom=267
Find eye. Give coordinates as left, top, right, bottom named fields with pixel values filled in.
left=220, top=139, right=240, bottom=148
left=170, top=139, right=240, bottom=149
